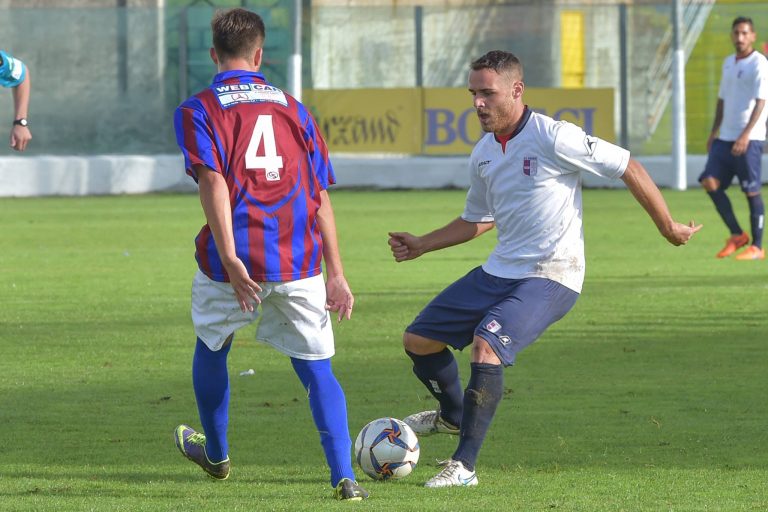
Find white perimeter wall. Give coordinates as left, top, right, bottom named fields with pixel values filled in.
left=1, top=154, right=766, bottom=197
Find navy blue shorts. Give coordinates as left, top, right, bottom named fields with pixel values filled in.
left=699, top=139, right=764, bottom=193
left=405, top=267, right=579, bottom=366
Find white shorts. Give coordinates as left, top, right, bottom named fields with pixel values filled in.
left=191, top=270, right=335, bottom=360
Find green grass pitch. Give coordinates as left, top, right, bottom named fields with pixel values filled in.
left=1, top=189, right=766, bottom=511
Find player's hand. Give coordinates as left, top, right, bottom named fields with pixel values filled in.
left=388, top=232, right=425, bottom=262
left=731, top=135, right=749, bottom=156
left=663, top=220, right=702, bottom=246
left=10, top=125, right=31, bottom=152
left=223, top=257, right=262, bottom=312
left=325, top=275, right=354, bottom=322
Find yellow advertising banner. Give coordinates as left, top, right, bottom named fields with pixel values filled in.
left=303, top=88, right=422, bottom=154
left=423, top=87, right=615, bottom=155
left=304, top=87, right=615, bottom=155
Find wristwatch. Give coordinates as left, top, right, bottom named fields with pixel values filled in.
left=13, top=118, right=28, bottom=127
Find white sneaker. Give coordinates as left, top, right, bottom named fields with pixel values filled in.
left=425, top=459, right=478, bottom=488
left=403, top=410, right=459, bottom=436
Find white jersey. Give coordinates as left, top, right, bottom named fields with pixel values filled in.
left=462, top=110, right=630, bottom=293
left=718, top=51, right=768, bottom=141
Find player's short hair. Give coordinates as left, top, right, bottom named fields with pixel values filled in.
left=211, top=8, right=265, bottom=60
left=470, top=50, right=524, bottom=81
left=732, top=16, right=754, bottom=31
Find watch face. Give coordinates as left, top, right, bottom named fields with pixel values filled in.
left=15, top=119, right=27, bottom=127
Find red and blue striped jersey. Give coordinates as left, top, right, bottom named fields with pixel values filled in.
left=174, top=70, right=334, bottom=283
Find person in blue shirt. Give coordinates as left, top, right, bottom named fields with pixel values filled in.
left=0, top=49, right=31, bottom=151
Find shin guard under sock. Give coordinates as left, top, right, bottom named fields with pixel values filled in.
left=291, top=357, right=354, bottom=487
left=452, top=363, right=504, bottom=472
left=192, top=338, right=231, bottom=463
left=406, top=348, right=464, bottom=427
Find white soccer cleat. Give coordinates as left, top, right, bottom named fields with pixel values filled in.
left=403, top=410, right=459, bottom=436
left=425, top=459, right=478, bottom=488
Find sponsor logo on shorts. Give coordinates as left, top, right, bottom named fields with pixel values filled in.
left=478, top=160, right=491, bottom=168
left=498, top=335, right=511, bottom=346
left=266, top=170, right=281, bottom=181
left=486, top=320, right=501, bottom=333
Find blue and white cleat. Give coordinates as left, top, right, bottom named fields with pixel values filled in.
left=424, top=459, right=478, bottom=488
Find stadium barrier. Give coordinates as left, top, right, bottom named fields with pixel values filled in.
left=3, top=154, right=765, bottom=197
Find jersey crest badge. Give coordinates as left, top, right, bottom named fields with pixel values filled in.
left=523, top=156, right=538, bottom=176
left=486, top=320, right=501, bottom=333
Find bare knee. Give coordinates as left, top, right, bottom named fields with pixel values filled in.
left=403, top=331, right=447, bottom=355
left=471, top=336, right=502, bottom=365
left=701, top=177, right=721, bottom=193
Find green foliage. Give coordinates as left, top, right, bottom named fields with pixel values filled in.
left=0, top=190, right=766, bottom=511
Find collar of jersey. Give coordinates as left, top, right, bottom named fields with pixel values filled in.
left=494, top=105, right=532, bottom=146
left=211, top=70, right=268, bottom=84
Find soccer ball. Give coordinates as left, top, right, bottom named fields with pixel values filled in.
left=354, top=417, right=420, bottom=480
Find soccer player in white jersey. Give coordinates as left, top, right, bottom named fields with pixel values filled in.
left=700, top=16, right=768, bottom=260
left=388, top=50, right=701, bottom=488
left=0, top=49, right=31, bottom=151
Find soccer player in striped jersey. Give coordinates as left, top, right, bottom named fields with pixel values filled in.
left=172, top=8, right=367, bottom=501
left=0, top=49, right=31, bottom=151
left=389, top=50, right=701, bottom=488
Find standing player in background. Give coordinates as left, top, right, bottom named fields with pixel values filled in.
left=172, top=9, right=368, bottom=501
left=0, top=49, right=31, bottom=151
left=388, top=50, right=700, bottom=488
left=700, top=17, right=768, bottom=260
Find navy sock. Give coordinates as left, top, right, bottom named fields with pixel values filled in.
left=747, top=194, right=764, bottom=248
left=291, top=358, right=354, bottom=488
left=707, top=189, right=743, bottom=235
left=452, top=363, right=504, bottom=472
left=192, top=337, right=231, bottom=463
left=406, top=348, right=464, bottom=427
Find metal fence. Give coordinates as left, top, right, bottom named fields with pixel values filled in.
left=0, top=1, right=766, bottom=156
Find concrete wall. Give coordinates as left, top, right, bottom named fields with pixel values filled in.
left=4, top=154, right=762, bottom=197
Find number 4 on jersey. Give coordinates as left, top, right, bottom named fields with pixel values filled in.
left=245, top=115, right=284, bottom=181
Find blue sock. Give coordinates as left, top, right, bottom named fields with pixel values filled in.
left=291, top=358, right=354, bottom=488
left=406, top=348, right=464, bottom=427
left=192, top=337, right=231, bottom=463
left=747, top=194, right=764, bottom=248
left=707, top=189, right=743, bottom=235
left=452, top=363, right=504, bottom=472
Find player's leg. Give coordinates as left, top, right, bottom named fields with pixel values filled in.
left=256, top=275, right=367, bottom=499
left=735, top=141, right=765, bottom=260
left=425, top=277, right=578, bottom=488
left=403, top=333, right=464, bottom=432
left=290, top=358, right=361, bottom=489
left=403, top=267, right=508, bottom=434
left=191, top=336, right=232, bottom=463
left=700, top=141, right=748, bottom=257
left=175, top=339, right=233, bottom=480
left=175, top=271, right=261, bottom=479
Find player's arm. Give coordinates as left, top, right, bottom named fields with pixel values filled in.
left=195, top=164, right=261, bottom=312
left=316, top=189, right=354, bottom=322
left=620, top=158, right=701, bottom=246
left=9, top=63, right=31, bottom=151
left=732, top=98, right=766, bottom=156
left=706, top=99, right=723, bottom=152
left=388, top=217, right=495, bottom=262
